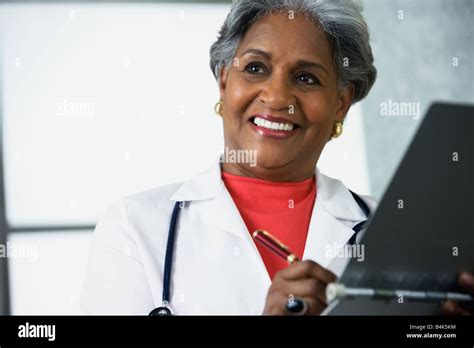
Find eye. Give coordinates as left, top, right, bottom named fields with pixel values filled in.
left=295, top=71, right=320, bottom=85
left=243, top=61, right=268, bottom=75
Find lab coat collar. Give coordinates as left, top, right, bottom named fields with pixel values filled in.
left=169, top=154, right=223, bottom=202
left=170, top=153, right=366, bottom=220
left=170, top=154, right=368, bottom=272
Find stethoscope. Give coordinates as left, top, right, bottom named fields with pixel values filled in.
left=149, top=189, right=371, bottom=316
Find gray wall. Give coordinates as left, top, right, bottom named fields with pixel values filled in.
left=360, top=0, right=473, bottom=197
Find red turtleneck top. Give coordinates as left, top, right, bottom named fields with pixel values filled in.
left=222, top=171, right=316, bottom=279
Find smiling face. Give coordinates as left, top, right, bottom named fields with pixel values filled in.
left=219, top=11, right=354, bottom=182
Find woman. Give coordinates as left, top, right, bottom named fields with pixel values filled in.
left=80, top=0, right=473, bottom=315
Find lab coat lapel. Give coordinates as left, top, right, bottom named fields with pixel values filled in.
left=204, top=181, right=272, bottom=282
left=302, top=169, right=367, bottom=277
left=302, top=200, right=355, bottom=276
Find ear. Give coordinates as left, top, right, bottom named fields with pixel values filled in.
left=218, top=65, right=229, bottom=100
left=335, top=83, right=355, bottom=123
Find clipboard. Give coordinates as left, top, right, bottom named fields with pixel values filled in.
left=324, top=103, right=474, bottom=315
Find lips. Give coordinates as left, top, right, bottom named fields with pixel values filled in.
left=248, top=114, right=300, bottom=140
left=250, top=114, right=300, bottom=128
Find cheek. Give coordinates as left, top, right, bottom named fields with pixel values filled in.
left=221, top=74, right=255, bottom=144
left=300, top=95, right=338, bottom=141
left=303, top=97, right=335, bottom=127
left=224, top=74, right=254, bottom=116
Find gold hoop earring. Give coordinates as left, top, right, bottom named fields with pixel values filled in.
left=214, top=99, right=223, bottom=116
left=331, top=121, right=343, bottom=138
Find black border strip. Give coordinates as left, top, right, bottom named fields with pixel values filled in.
left=0, top=315, right=473, bottom=345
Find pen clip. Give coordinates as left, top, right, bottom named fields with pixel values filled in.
left=253, top=230, right=288, bottom=250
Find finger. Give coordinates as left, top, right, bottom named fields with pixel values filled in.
left=442, top=300, right=470, bottom=316
left=458, top=272, right=474, bottom=294
left=277, top=260, right=336, bottom=284
left=303, top=297, right=326, bottom=316
left=283, top=278, right=329, bottom=305
left=262, top=292, right=289, bottom=315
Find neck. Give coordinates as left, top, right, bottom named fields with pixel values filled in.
left=221, top=161, right=316, bottom=183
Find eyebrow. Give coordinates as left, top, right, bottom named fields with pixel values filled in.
left=240, top=48, right=329, bottom=76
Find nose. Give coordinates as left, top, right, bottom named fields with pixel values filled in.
left=258, top=72, right=295, bottom=111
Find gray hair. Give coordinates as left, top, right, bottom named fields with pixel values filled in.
left=209, top=0, right=377, bottom=103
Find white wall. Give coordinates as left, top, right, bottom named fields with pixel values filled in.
left=3, top=3, right=229, bottom=227
left=8, top=231, right=92, bottom=315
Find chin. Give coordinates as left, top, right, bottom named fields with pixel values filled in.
left=253, top=153, right=294, bottom=171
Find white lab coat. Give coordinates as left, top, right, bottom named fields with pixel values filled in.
left=80, top=155, right=377, bottom=315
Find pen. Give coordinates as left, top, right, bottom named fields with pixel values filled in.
left=252, top=229, right=300, bottom=264
left=326, top=283, right=474, bottom=303
left=253, top=230, right=310, bottom=314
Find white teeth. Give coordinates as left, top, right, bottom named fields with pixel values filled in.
left=270, top=122, right=280, bottom=130
left=252, top=117, right=295, bottom=132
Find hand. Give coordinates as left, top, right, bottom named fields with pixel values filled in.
left=441, top=272, right=474, bottom=316
left=262, top=260, right=336, bottom=315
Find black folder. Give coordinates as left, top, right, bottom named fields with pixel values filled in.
left=325, top=102, right=474, bottom=315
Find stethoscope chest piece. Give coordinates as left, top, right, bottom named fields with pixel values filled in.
left=149, top=306, right=172, bottom=316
